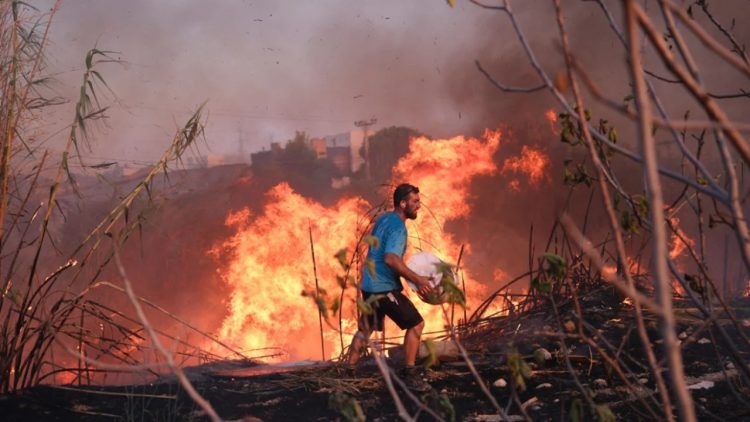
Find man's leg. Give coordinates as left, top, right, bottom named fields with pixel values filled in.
left=403, top=320, right=425, bottom=366
left=385, top=291, right=429, bottom=391
left=401, top=320, right=430, bottom=392
left=347, top=329, right=371, bottom=366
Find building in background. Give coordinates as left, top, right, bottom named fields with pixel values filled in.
left=310, top=137, right=327, bottom=160
left=249, top=128, right=373, bottom=188
left=323, top=130, right=366, bottom=174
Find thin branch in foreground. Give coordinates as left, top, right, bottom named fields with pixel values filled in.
left=475, top=60, right=546, bottom=93
left=626, top=2, right=696, bottom=420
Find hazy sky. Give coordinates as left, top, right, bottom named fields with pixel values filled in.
left=33, top=0, right=749, bottom=166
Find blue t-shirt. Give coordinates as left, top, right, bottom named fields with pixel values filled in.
left=361, top=212, right=407, bottom=293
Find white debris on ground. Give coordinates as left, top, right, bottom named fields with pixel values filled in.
left=468, top=415, right=525, bottom=422
left=687, top=380, right=715, bottom=390
left=593, top=378, right=608, bottom=388
left=534, top=348, right=552, bottom=361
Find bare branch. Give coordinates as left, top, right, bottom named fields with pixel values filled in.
left=475, top=60, right=546, bottom=93
left=665, top=0, right=750, bottom=77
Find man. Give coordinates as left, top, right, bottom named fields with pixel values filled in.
left=347, top=183, right=434, bottom=392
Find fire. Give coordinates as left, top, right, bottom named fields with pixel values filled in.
left=545, top=109, right=559, bottom=134
left=501, top=145, right=550, bottom=190
left=211, top=184, right=369, bottom=359
left=393, top=129, right=500, bottom=221
left=545, top=109, right=557, bottom=123
left=54, top=370, right=77, bottom=385
left=600, top=256, right=642, bottom=279
left=668, top=217, right=694, bottom=260
left=212, top=127, right=551, bottom=361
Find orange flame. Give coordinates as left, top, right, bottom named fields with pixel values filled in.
left=501, top=145, right=550, bottom=190
left=545, top=109, right=558, bottom=123
left=211, top=184, right=369, bottom=359
left=545, top=109, right=559, bottom=134
left=668, top=216, right=694, bottom=296
left=668, top=217, right=694, bottom=260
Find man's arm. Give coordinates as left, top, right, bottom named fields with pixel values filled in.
left=384, top=253, right=434, bottom=298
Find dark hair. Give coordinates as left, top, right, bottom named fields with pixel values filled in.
left=393, top=183, right=419, bottom=208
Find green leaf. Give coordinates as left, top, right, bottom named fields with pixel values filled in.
left=365, top=258, right=376, bottom=277
left=533, top=348, right=549, bottom=365
left=316, top=296, right=328, bottom=319
left=594, top=404, right=616, bottom=422
left=356, top=297, right=374, bottom=315
left=328, top=391, right=365, bottom=422
left=542, top=253, right=567, bottom=279
left=569, top=398, right=584, bottom=422
left=620, top=209, right=638, bottom=234
left=438, top=393, right=456, bottom=422
left=330, top=298, right=341, bottom=315
left=607, top=127, right=618, bottom=144
left=560, top=126, right=579, bottom=145
left=335, top=248, right=349, bottom=270
left=438, top=268, right=465, bottom=307
left=507, top=349, right=532, bottom=392
left=530, top=277, right=551, bottom=294
left=423, top=339, right=438, bottom=369
left=635, top=195, right=649, bottom=219
left=363, top=235, right=379, bottom=249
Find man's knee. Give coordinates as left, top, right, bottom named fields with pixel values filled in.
left=410, top=320, right=425, bottom=336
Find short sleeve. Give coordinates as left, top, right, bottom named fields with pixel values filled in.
left=382, top=225, right=406, bottom=256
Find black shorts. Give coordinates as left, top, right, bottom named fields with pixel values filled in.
left=358, top=290, right=423, bottom=332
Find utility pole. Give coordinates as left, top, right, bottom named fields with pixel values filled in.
left=354, top=117, right=377, bottom=180
left=236, top=122, right=246, bottom=163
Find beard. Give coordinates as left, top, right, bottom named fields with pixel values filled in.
left=405, top=208, right=418, bottom=220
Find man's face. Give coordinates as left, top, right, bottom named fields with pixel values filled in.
left=401, top=192, right=421, bottom=220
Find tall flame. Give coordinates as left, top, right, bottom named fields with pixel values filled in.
left=211, top=184, right=369, bottom=359
left=668, top=216, right=694, bottom=296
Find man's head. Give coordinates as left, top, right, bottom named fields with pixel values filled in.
left=393, top=183, right=420, bottom=220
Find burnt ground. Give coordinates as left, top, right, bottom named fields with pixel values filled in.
left=2, top=287, right=750, bottom=421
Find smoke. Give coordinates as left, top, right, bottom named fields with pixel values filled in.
left=28, top=2, right=592, bottom=160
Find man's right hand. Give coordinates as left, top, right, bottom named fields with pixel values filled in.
left=414, top=275, right=435, bottom=298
